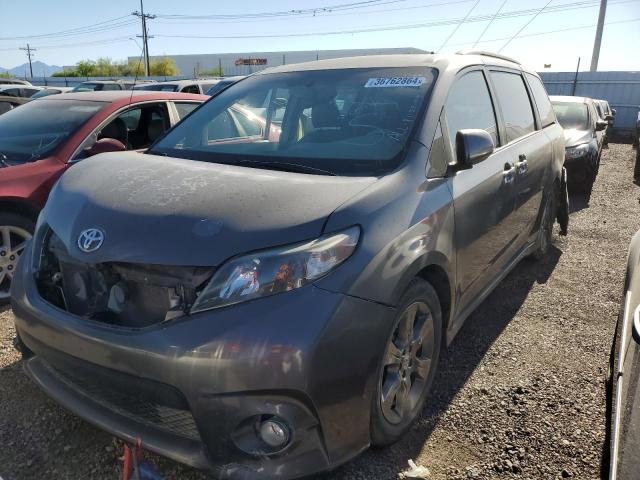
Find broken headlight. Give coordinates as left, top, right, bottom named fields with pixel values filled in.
left=190, top=226, right=360, bottom=313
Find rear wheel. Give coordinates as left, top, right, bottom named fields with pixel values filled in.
left=0, top=213, right=35, bottom=304
left=531, top=185, right=557, bottom=260
left=556, top=169, right=569, bottom=236
left=371, top=278, right=442, bottom=445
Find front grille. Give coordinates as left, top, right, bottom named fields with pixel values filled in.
left=41, top=359, right=201, bottom=441
left=35, top=228, right=213, bottom=329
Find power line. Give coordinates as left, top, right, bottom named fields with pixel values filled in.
left=18, top=44, right=36, bottom=77
left=154, top=0, right=475, bottom=25
left=498, top=0, right=554, bottom=52
left=155, top=0, right=407, bottom=20
left=0, top=16, right=134, bottom=41
left=151, top=0, right=637, bottom=40
left=437, top=0, right=482, bottom=52
left=452, top=16, right=639, bottom=46
left=473, top=0, right=508, bottom=47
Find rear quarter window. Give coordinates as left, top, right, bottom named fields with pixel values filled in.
left=526, top=73, right=556, bottom=128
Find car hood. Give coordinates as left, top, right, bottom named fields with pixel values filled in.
left=562, top=128, right=592, bottom=148
left=43, top=152, right=376, bottom=266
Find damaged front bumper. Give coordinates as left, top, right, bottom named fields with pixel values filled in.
left=12, top=241, right=395, bottom=479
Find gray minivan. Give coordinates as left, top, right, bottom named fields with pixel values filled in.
left=13, top=52, right=566, bottom=479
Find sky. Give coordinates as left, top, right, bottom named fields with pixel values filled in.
left=0, top=0, right=639, bottom=72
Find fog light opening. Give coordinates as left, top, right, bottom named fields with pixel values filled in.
left=259, top=418, right=290, bottom=449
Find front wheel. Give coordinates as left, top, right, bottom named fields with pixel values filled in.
left=371, top=278, right=442, bottom=445
left=0, top=213, right=35, bottom=304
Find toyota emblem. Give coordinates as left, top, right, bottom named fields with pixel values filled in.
left=77, top=228, right=105, bottom=253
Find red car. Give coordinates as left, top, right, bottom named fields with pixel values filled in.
left=0, top=91, right=208, bottom=301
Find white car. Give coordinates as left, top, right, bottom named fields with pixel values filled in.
left=132, top=79, right=220, bottom=94
left=0, top=84, right=43, bottom=98
left=30, top=87, right=73, bottom=99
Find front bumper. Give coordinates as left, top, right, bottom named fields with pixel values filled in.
left=563, top=154, right=594, bottom=183
left=12, top=242, right=395, bottom=479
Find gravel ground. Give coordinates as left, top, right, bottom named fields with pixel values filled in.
left=1, top=144, right=638, bottom=480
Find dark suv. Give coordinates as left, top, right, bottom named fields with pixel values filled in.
left=13, top=52, right=566, bottom=479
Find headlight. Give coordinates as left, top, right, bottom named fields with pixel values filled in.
left=565, top=143, right=590, bottom=160
left=190, top=226, right=360, bottom=313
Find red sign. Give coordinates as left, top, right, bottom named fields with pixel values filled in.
left=235, top=58, right=268, bottom=66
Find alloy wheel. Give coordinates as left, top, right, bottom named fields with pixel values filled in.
left=0, top=226, right=32, bottom=300
left=380, top=301, right=435, bottom=425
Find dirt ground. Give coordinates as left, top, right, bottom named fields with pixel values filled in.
left=1, top=144, right=638, bottom=480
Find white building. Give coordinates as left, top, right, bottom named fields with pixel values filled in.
left=135, top=48, right=428, bottom=77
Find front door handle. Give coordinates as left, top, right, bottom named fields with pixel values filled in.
left=503, top=162, right=515, bottom=184
left=515, top=154, right=528, bottom=174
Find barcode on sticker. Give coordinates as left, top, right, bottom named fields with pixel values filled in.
left=364, top=77, right=426, bottom=88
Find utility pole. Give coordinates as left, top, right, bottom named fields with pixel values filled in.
left=590, top=0, right=607, bottom=71
left=132, top=0, right=155, bottom=76
left=571, top=57, right=581, bottom=95
left=19, top=44, right=36, bottom=78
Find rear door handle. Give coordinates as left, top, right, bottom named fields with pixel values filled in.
left=503, top=162, right=515, bottom=184
left=515, top=154, right=528, bottom=174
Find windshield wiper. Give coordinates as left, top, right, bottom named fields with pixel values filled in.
left=234, top=159, right=338, bottom=176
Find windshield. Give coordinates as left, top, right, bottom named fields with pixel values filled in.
left=0, top=99, right=105, bottom=165
left=150, top=67, right=437, bottom=176
left=552, top=102, right=589, bottom=130
left=133, top=83, right=179, bottom=92
left=31, top=89, right=60, bottom=99
left=206, top=80, right=236, bottom=96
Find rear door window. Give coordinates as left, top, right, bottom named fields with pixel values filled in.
left=490, top=71, right=536, bottom=143
left=445, top=70, right=499, bottom=149
left=525, top=73, right=555, bottom=128
left=174, top=102, right=200, bottom=119
left=182, top=85, right=200, bottom=94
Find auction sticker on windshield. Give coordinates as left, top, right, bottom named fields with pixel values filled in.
left=365, top=77, right=427, bottom=88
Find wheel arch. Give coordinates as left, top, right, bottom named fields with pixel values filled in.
left=392, top=251, right=455, bottom=336
left=0, top=198, right=41, bottom=223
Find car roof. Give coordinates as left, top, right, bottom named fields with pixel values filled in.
left=256, top=52, right=528, bottom=75
left=0, top=83, right=40, bottom=89
left=40, top=90, right=208, bottom=105
left=550, top=95, right=592, bottom=104
left=77, top=80, right=123, bottom=84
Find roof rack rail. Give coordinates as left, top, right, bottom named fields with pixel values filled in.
left=455, top=50, right=521, bottom=65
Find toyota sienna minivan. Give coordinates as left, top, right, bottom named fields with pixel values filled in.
left=12, top=52, right=566, bottom=479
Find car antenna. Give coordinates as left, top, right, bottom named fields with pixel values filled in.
left=128, top=45, right=145, bottom=106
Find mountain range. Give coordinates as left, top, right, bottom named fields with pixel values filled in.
left=0, top=61, right=63, bottom=78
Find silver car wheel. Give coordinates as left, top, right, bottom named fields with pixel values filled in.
left=0, top=225, right=32, bottom=300
left=380, top=301, right=435, bottom=425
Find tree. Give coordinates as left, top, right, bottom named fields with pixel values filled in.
left=75, top=60, right=95, bottom=77
left=199, top=66, right=224, bottom=77
left=149, top=57, right=179, bottom=76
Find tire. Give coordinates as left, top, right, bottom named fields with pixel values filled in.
left=531, top=184, right=557, bottom=260
left=0, top=212, right=35, bottom=305
left=371, top=278, right=443, bottom=446
left=575, top=163, right=596, bottom=194
left=556, top=169, right=569, bottom=236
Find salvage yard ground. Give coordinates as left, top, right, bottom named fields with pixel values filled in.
left=1, top=144, right=638, bottom=480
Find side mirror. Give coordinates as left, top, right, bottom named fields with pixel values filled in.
left=611, top=108, right=617, bottom=116
left=85, top=138, right=126, bottom=156
left=596, top=120, right=608, bottom=132
left=451, top=129, right=495, bottom=171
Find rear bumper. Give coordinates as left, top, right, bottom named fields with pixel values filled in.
left=12, top=242, right=395, bottom=479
